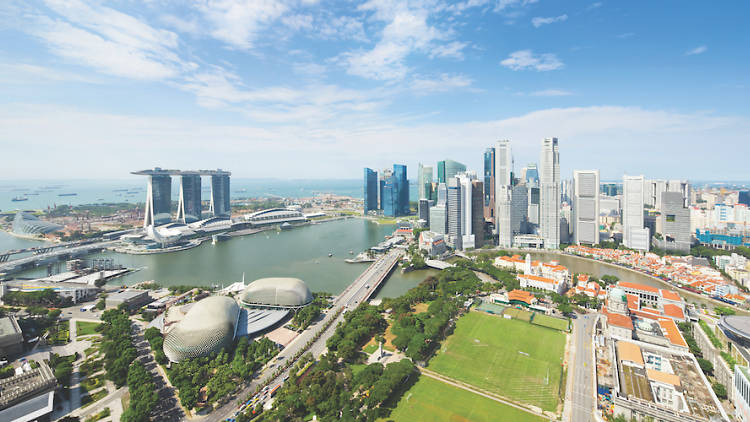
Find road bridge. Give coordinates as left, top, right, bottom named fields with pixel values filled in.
left=0, top=241, right=116, bottom=275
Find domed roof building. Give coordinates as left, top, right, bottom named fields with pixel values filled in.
left=12, top=211, right=63, bottom=236
left=239, top=277, right=313, bottom=309
left=608, top=287, right=628, bottom=314
left=163, top=296, right=240, bottom=363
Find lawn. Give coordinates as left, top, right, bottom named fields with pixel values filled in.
left=531, top=313, right=570, bottom=332
left=428, top=311, right=566, bottom=412
left=502, top=307, right=533, bottom=322
left=76, top=321, right=102, bottom=337
left=385, top=376, right=546, bottom=422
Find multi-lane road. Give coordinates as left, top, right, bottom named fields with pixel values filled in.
left=208, top=249, right=403, bottom=421
left=568, top=313, right=598, bottom=422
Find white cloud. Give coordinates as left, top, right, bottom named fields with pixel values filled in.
left=317, top=15, right=368, bottom=42
left=685, top=45, right=707, bottom=56
left=531, top=14, right=568, bottom=28
left=0, top=63, right=104, bottom=84
left=495, top=0, right=539, bottom=12
left=282, top=14, right=313, bottom=31
left=3, top=104, right=747, bottom=180
left=500, top=50, right=563, bottom=71
left=193, top=0, right=289, bottom=49
left=411, top=74, right=473, bottom=93
left=341, top=0, right=460, bottom=80
left=528, top=89, right=573, bottom=96
left=27, top=0, right=185, bottom=80
left=587, top=2, right=602, bottom=10
left=616, top=32, right=634, bottom=39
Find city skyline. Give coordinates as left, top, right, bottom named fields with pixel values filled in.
left=1, top=1, right=749, bottom=180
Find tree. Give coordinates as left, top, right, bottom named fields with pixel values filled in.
left=697, top=358, right=713, bottom=374
left=713, top=382, right=727, bottom=400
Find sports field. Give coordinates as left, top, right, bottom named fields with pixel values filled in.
left=429, top=311, right=566, bottom=412
left=532, top=313, right=569, bottom=332
left=503, top=307, right=533, bottom=321
left=386, top=376, right=546, bottom=422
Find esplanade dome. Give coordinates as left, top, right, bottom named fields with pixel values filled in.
left=239, top=277, right=313, bottom=309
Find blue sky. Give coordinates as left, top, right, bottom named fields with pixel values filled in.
left=0, top=0, right=748, bottom=181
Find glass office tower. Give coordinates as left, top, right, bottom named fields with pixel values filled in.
left=364, top=168, right=379, bottom=214
left=178, top=174, right=202, bottom=223
left=211, top=173, right=231, bottom=218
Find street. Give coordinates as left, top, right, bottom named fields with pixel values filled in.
left=567, top=313, right=597, bottom=422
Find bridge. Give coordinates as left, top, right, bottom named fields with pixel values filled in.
left=0, top=241, right=116, bottom=275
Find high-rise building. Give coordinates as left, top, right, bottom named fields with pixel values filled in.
left=364, top=168, right=379, bottom=214
left=177, top=173, right=202, bottom=223
left=539, top=138, right=560, bottom=249
left=382, top=164, right=409, bottom=217
left=379, top=168, right=392, bottom=210
left=437, top=159, right=466, bottom=184
left=601, top=183, right=621, bottom=196
left=483, top=148, right=495, bottom=225
left=393, top=164, right=409, bottom=216
left=429, top=205, right=447, bottom=235
left=210, top=173, right=231, bottom=218
left=525, top=163, right=539, bottom=187
left=572, top=170, right=600, bottom=245
left=418, top=199, right=433, bottom=226
left=623, top=174, right=649, bottom=251
left=472, top=180, right=485, bottom=248
left=417, top=164, right=433, bottom=200
left=510, top=183, right=528, bottom=238
left=495, top=140, right=513, bottom=247
left=447, top=177, right=462, bottom=249
left=435, top=182, right=447, bottom=206
left=646, top=179, right=691, bottom=209
left=740, top=191, right=750, bottom=207
left=655, top=191, right=691, bottom=252
left=528, top=187, right=540, bottom=227
left=458, top=173, right=476, bottom=249
left=144, top=172, right=172, bottom=227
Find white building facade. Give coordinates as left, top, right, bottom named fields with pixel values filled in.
left=573, top=169, right=600, bottom=245
left=540, top=137, right=560, bottom=249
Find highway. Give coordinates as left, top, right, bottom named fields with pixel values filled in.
left=568, top=313, right=597, bottom=422
left=207, top=249, right=404, bottom=421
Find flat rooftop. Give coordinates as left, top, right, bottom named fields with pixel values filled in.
left=615, top=340, right=721, bottom=420
left=0, top=316, right=22, bottom=338
left=108, top=289, right=149, bottom=301
left=131, top=168, right=231, bottom=176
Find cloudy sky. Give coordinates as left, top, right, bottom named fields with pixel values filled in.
left=0, top=0, right=748, bottom=181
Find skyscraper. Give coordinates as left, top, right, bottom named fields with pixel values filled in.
left=495, top=140, right=513, bottom=247
left=740, top=191, right=750, bottom=207
left=210, top=173, right=231, bottom=218
left=447, top=177, right=462, bottom=249
left=177, top=173, right=202, bottom=223
left=437, top=159, right=466, bottom=183
left=472, top=180, right=485, bottom=247
left=510, top=183, right=528, bottom=238
left=417, top=164, right=433, bottom=200
left=623, top=174, right=649, bottom=251
left=572, top=170, right=600, bottom=245
left=525, top=163, right=539, bottom=187
left=483, top=148, right=495, bottom=225
left=382, top=164, right=409, bottom=217
left=540, top=138, right=560, bottom=249
left=364, top=168, right=379, bottom=214
left=656, top=191, right=691, bottom=252
left=393, top=164, right=409, bottom=216
left=144, top=172, right=172, bottom=227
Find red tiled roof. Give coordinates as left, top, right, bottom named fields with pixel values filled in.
left=662, top=304, right=685, bottom=320
left=518, top=274, right=556, bottom=284
left=626, top=294, right=639, bottom=311
left=658, top=319, right=688, bottom=348
left=619, top=281, right=659, bottom=294
left=606, top=311, right=634, bottom=330
left=508, top=289, right=535, bottom=305
left=660, top=289, right=681, bottom=302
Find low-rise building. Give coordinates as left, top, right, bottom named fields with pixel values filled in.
left=0, top=316, right=23, bottom=357
left=107, top=289, right=153, bottom=310
left=0, top=360, right=56, bottom=422
left=517, top=273, right=565, bottom=294
left=418, top=231, right=447, bottom=257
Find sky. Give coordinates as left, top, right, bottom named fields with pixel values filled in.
left=0, top=0, right=749, bottom=181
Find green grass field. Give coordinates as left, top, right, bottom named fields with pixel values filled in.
left=386, top=376, right=546, bottom=422
left=531, top=313, right=570, bottom=332
left=502, top=307, right=533, bottom=322
left=76, top=321, right=101, bottom=337
left=429, top=311, right=565, bottom=412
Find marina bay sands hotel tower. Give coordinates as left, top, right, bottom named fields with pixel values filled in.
left=132, top=168, right=231, bottom=227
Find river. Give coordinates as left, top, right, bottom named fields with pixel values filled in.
left=13, top=218, right=435, bottom=299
